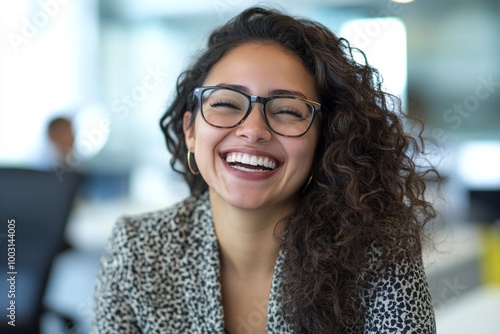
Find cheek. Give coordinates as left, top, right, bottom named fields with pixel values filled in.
left=301, top=146, right=317, bottom=167
left=287, top=138, right=318, bottom=170
left=305, top=125, right=320, bottom=162
left=194, top=123, right=223, bottom=148
left=192, top=122, right=229, bottom=165
left=303, top=129, right=320, bottom=157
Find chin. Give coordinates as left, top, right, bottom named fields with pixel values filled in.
left=219, top=187, right=296, bottom=212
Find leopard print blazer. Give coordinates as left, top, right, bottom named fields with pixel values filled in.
left=92, top=192, right=436, bottom=333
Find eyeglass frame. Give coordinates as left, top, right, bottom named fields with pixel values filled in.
left=191, top=86, right=322, bottom=137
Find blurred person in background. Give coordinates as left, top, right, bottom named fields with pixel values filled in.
left=92, top=7, right=438, bottom=333
left=47, top=116, right=75, bottom=166
left=33, top=115, right=76, bottom=171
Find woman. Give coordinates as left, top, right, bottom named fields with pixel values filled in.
left=92, top=7, right=437, bottom=333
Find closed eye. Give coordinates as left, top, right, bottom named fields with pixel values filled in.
left=210, top=100, right=241, bottom=109
left=273, top=108, right=306, bottom=120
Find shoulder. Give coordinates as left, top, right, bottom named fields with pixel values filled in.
left=363, top=242, right=429, bottom=287
left=120, top=193, right=208, bottom=235
left=92, top=193, right=213, bottom=332
left=121, top=193, right=202, bottom=230
left=103, top=193, right=211, bottom=264
left=360, top=244, right=436, bottom=333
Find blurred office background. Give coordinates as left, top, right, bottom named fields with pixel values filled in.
left=0, top=0, right=499, bottom=333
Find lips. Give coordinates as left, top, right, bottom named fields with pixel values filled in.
left=224, top=152, right=278, bottom=172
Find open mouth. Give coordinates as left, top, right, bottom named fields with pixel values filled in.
left=224, top=152, right=279, bottom=172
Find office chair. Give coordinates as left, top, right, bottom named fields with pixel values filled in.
left=0, top=167, right=82, bottom=334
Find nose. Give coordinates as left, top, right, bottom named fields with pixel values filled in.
left=234, top=103, right=272, bottom=142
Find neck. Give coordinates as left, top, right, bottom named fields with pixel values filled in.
left=209, top=191, right=289, bottom=279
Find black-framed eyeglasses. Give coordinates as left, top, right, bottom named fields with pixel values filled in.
left=191, top=86, right=321, bottom=137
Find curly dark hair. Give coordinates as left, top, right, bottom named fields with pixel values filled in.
left=160, top=7, right=437, bottom=333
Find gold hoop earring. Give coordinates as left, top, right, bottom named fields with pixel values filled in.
left=302, top=174, right=313, bottom=193
left=187, top=150, right=200, bottom=175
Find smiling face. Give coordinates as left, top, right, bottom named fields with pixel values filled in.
left=184, top=42, right=320, bottom=212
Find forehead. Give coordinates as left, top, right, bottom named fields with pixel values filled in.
left=203, top=42, right=318, bottom=101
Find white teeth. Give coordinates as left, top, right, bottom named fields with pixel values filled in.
left=242, top=154, right=250, bottom=165
left=232, top=165, right=268, bottom=173
left=225, top=152, right=278, bottom=170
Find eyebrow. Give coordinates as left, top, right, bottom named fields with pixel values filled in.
left=215, top=83, right=308, bottom=99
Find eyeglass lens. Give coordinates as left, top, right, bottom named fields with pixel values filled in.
left=200, top=88, right=315, bottom=136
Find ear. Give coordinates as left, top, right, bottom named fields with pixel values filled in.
left=183, top=111, right=195, bottom=151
